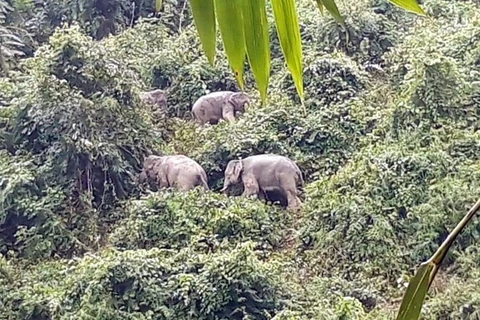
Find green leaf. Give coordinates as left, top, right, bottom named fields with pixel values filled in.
left=396, top=261, right=434, bottom=320
left=316, top=0, right=344, bottom=25
left=188, top=0, right=217, bottom=66
left=242, top=0, right=270, bottom=104
left=155, top=0, right=162, bottom=12
left=388, top=0, right=426, bottom=16
left=315, top=0, right=324, bottom=15
left=271, top=0, right=304, bottom=102
left=214, top=0, right=246, bottom=89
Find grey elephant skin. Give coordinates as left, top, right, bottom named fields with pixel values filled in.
left=139, top=155, right=209, bottom=192
left=191, top=91, right=250, bottom=125
left=139, top=89, right=167, bottom=114
left=221, top=154, right=304, bottom=212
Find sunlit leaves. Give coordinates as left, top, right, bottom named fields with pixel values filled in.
left=271, top=0, right=304, bottom=102
left=315, top=0, right=344, bottom=25
left=188, top=0, right=216, bottom=66
left=214, top=0, right=246, bottom=89
left=389, top=0, right=426, bottom=16
left=155, top=0, right=162, bottom=12
left=242, top=0, right=270, bottom=103
left=186, top=0, right=425, bottom=103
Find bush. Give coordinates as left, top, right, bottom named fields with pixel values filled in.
left=108, top=189, right=292, bottom=252
left=1, top=244, right=288, bottom=320
left=298, top=137, right=480, bottom=295
left=280, top=51, right=370, bottom=107
left=0, top=150, right=97, bottom=260
left=0, top=25, right=166, bottom=259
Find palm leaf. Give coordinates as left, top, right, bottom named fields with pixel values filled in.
left=214, top=0, right=246, bottom=89
left=189, top=0, right=217, bottom=66
left=388, top=0, right=426, bottom=15
left=242, top=0, right=270, bottom=103
left=271, top=0, right=304, bottom=102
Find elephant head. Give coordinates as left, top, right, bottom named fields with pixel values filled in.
left=228, top=92, right=250, bottom=113
left=221, top=159, right=243, bottom=192
left=140, top=89, right=167, bottom=110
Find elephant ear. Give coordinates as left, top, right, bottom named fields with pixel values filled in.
left=228, top=92, right=249, bottom=110
left=151, top=90, right=166, bottom=103
left=231, top=160, right=243, bottom=181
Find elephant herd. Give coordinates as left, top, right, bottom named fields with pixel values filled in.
left=138, top=89, right=304, bottom=212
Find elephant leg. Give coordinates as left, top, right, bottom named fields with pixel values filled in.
left=138, top=170, right=147, bottom=185
left=279, top=174, right=302, bottom=212
left=175, top=174, right=197, bottom=191
left=258, top=190, right=267, bottom=202
left=155, top=171, right=169, bottom=190
left=242, top=175, right=260, bottom=198
left=222, top=104, right=236, bottom=122
left=286, top=191, right=302, bottom=213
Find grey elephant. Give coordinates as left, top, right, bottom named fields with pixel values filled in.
left=139, top=89, right=167, bottom=114
left=139, top=155, right=209, bottom=191
left=191, top=91, right=250, bottom=125
left=221, top=154, right=304, bottom=212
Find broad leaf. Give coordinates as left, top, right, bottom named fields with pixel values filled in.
left=155, top=0, right=162, bottom=12
left=214, top=0, right=246, bottom=89
left=316, top=0, right=344, bottom=25
left=388, top=0, right=426, bottom=16
left=242, top=0, right=270, bottom=103
left=315, top=0, right=324, bottom=15
left=271, top=0, right=304, bottom=102
left=396, top=261, right=434, bottom=320
left=188, top=0, right=217, bottom=66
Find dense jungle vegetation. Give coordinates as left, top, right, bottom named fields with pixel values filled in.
left=1, top=0, right=480, bottom=318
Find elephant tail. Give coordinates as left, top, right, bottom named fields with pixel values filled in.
left=199, top=172, right=210, bottom=191
left=296, top=166, right=305, bottom=188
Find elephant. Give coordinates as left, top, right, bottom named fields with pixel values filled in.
left=191, top=91, right=250, bottom=125
left=138, top=155, right=209, bottom=192
left=221, top=154, right=304, bottom=212
left=139, top=89, right=167, bottom=118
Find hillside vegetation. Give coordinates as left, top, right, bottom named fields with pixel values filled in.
left=1, top=0, right=480, bottom=319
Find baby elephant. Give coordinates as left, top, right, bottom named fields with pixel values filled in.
left=139, top=155, right=209, bottom=192
left=139, top=89, right=167, bottom=112
left=191, top=91, right=250, bottom=125
left=221, top=154, right=304, bottom=212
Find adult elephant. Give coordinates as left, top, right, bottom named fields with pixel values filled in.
left=191, top=91, right=250, bottom=125
left=139, top=155, right=209, bottom=192
left=221, top=154, right=304, bottom=212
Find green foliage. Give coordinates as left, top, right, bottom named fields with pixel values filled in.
left=280, top=51, right=370, bottom=107
left=1, top=244, right=287, bottom=319
left=2, top=0, right=480, bottom=319
left=0, top=150, right=96, bottom=260
left=0, top=25, right=165, bottom=259
left=0, top=0, right=25, bottom=73
left=109, top=189, right=291, bottom=252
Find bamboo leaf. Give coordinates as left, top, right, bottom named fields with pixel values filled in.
left=188, top=0, right=217, bottom=66
left=317, top=0, right=344, bottom=25
left=214, top=0, right=246, bottom=89
left=271, top=0, right=304, bottom=102
left=396, top=261, right=434, bottom=320
left=242, top=0, right=270, bottom=104
left=155, top=0, right=162, bottom=12
left=388, top=0, right=426, bottom=16
left=315, top=0, right=324, bottom=15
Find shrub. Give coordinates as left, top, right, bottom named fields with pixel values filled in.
left=279, top=51, right=370, bottom=107
left=108, top=189, right=292, bottom=252
left=0, top=150, right=97, bottom=259
left=1, top=244, right=288, bottom=320
left=298, top=139, right=480, bottom=293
